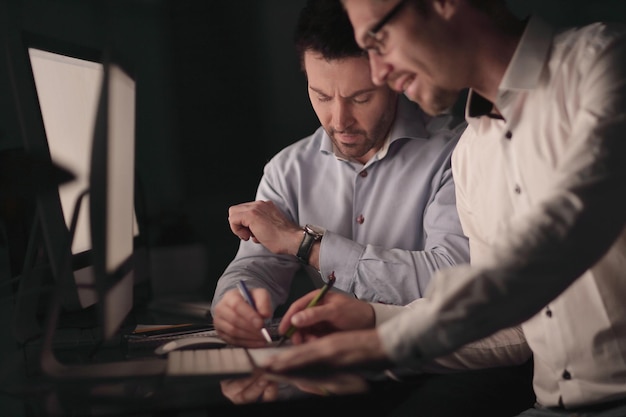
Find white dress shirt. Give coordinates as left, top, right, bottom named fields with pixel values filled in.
left=377, top=16, right=626, bottom=409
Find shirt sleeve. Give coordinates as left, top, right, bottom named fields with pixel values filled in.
left=377, top=28, right=626, bottom=368
left=370, top=300, right=530, bottom=372
left=320, top=158, right=470, bottom=305
left=211, top=161, right=302, bottom=313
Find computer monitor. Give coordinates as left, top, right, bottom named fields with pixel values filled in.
left=3, top=26, right=110, bottom=345
left=2, top=15, right=163, bottom=377
left=28, top=46, right=103, bottom=310
left=6, top=29, right=143, bottom=339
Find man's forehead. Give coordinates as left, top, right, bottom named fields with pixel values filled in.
left=342, top=0, right=382, bottom=29
left=342, top=0, right=390, bottom=43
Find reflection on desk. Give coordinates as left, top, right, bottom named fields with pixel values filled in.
left=32, top=368, right=375, bottom=417
left=7, top=357, right=536, bottom=417
left=220, top=371, right=370, bottom=404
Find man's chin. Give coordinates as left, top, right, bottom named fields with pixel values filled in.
left=404, top=90, right=460, bottom=116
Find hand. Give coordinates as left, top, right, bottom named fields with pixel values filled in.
left=228, top=200, right=302, bottom=255
left=220, top=372, right=279, bottom=404
left=263, top=329, right=392, bottom=374
left=213, top=287, right=273, bottom=347
left=278, top=290, right=376, bottom=344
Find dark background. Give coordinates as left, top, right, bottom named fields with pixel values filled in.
left=1, top=0, right=625, bottom=300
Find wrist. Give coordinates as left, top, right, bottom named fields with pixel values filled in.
left=295, top=224, right=325, bottom=265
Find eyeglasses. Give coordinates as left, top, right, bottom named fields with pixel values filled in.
left=364, top=0, right=410, bottom=56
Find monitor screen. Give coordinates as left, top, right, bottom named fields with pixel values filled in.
left=28, top=47, right=102, bottom=308
left=29, top=48, right=101, bottom=256
left=28, top=46, right=139, bottom=315
left=4, top=31, right=108, bottom=320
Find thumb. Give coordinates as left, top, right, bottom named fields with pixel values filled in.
left=291, top=304, right=330, bottom=328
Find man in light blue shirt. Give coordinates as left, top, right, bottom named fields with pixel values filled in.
left=212, top=0, right=468, bottom=347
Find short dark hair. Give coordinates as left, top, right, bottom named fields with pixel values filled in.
left=294, top=0, right=366, bottom=70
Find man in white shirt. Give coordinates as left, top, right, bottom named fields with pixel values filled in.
left=262, top=1, right=626, bottom=415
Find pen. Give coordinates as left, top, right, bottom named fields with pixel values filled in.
left=237, top=280, right=273, bottom=344
left=277, top=271, right=336, bottom=346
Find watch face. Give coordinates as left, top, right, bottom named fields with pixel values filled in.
left=305, top=224, right=325, bottom=237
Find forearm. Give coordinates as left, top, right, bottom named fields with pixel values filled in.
left=421, top=326, right=531, bottom=372
left=320, top=231, right=469, bottom=305
left=212, top=241, right=300, bottom=314
left=371, top=302, right=530, bottom=372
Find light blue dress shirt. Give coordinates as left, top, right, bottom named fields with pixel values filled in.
left=212, top=95, right=469, bottom=310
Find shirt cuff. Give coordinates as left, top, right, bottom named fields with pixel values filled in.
left=370, top=303, right=406, bottom=326
left=318, top=230, right=365, bottom=293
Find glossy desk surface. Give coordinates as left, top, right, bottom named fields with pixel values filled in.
left=1, top=336, right=535, bottom=417
left=0, top=291, right=534, bottom=417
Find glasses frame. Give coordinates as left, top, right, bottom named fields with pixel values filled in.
left=365, top=0, right=410, bottom=55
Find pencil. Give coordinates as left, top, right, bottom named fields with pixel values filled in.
left=277, top=271, right=336, bottom=346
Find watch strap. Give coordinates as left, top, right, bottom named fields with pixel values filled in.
left=296, top=225, right=322, bottom=264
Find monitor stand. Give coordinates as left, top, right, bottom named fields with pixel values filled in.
left=38, top=293, right=166, bottom=380
left=32, top=190, right=165, bottom=380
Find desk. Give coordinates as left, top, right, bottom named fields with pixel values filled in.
left=0, top=285, right=535, bottom=416
left=1, top=350, right=534, bottom=417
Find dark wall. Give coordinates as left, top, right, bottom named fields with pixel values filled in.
left=508, top=0, right=626, bottom=26
left=164, top=1, right=318, bottom=293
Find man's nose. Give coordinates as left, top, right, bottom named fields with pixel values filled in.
left=369, top=52, right=391, bottom=86
left=333, top=100, right=354, bottom=131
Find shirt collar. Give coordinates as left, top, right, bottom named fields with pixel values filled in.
left=466, top=16, right=554, bottom=120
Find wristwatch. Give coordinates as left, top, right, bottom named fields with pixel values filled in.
left=296, top=224, right=325, bottom=265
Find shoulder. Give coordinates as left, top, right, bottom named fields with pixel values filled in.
left=392, top=97, right=467, bottom=149
left=553, top=21, right=626, bottom=67
left=266, top=126, right=326, bottom=166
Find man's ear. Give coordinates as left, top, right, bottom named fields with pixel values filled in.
left=432, top=0, right=458, bottom=19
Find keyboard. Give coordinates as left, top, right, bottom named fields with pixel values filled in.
left=166, top=347, right=254, bottom=376
left=165, top=345, right=290, bottom=377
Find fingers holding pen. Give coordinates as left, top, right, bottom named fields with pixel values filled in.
left=279, top=290, right=376, bottom=343
left=213, top=288, right=273, bottom=347
left=279, top=290, right=344, bottom=330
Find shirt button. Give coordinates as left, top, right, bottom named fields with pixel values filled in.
left=505, top=131, right=513, bottom=140
left=545, top=307, right=552, bottom=318
left=356, top=214, right=365, bottom=224
left=562, top=370, right=571, bottom=380
left=359, top=170, right=368, bottom=178
left=514, top=185, right=521, bottom=194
